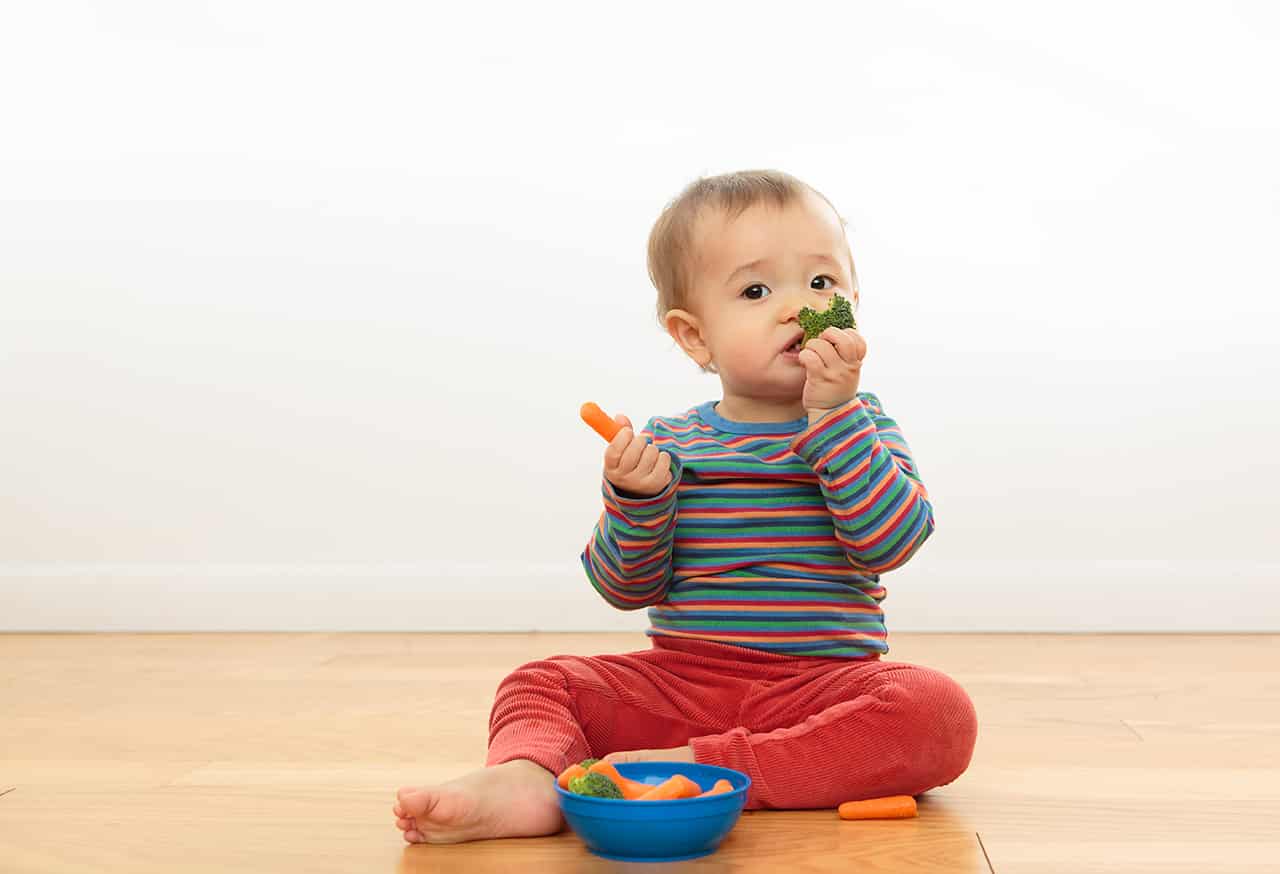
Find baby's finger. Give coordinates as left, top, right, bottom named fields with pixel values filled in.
left=823, top=327, right=866, bottom=364
left=617, top=430, right=648, bottom=474
left=807, top=337, right=840, bottom=370
left=603, top=427, right=634, bottom=470
left=646, top=452, right=673, bottom=490
left=638, top=442, right=661, bottom=477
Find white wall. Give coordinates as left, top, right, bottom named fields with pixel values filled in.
left=3, top=1, right=1278, bottom=631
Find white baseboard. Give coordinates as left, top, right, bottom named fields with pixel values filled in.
left=2, top=559, right=1277, bottom=632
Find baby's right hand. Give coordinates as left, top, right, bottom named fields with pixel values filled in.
left=603, top=415, right=674, bottom=498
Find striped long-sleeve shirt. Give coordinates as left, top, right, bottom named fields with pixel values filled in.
left=580, top=391, right=934, bottom=659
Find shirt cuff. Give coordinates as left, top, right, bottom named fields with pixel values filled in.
left=789, top=397, right=875, bottom=466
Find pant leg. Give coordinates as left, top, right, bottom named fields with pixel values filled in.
left=689, top=659, right=979, bottom=810
left=486, top=640, right=754, bottom=777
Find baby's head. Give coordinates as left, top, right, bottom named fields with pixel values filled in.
left=647, top=169, right=859, bottom=403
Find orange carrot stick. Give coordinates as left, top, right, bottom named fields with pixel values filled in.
left=586, top=761, right=652, bottom=800
left=556, top=763, right=588, bottom=790
left=636, top=773, right=702, bottom=801
left=696, top=778, right=734, bottom=797
left=837, top=795, right=918, bottom=820
left=580, top=402, right=623, bottom=442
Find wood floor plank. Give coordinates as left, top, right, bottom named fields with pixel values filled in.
left=1, top=632, right=1277, bottom=872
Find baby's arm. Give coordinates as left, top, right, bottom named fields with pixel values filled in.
left=580, top=417, right=684, bottom=609
left=789, top=392, right=935, bottom=574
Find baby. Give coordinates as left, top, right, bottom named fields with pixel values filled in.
left=393, top=169, right=978, bottom=844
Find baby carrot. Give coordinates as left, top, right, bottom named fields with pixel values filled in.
left=696, top=778, right=734, bottom=797
left=586, top=761, right=651, bottom=800
left=580, top=402, right=623, bottom=442
left=636, top=773, right=702, bottom=801
left=556, top=763, right=588, bottom=790
left=837, top=795, right=918, bottom=820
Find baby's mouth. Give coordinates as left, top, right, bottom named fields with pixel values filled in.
left=783, top=336, right=804, bottom=354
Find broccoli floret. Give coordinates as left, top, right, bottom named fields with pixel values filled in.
left=798, top=292, right=857, bottom=346
left=567, top=772, right=623, bottom=799
left=579, top=758, right=600, bottom=769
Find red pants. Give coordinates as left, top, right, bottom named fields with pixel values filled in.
left=486, top=635, right=978, bottom=810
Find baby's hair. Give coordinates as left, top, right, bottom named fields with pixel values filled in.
left=646, top=169, right=857, bottom=373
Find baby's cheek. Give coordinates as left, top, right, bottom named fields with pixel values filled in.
left=721, top=347, right=771, bottom=383
left=722, top=343, right=760, bottom=370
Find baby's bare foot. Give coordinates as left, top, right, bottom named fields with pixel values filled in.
left=392, top=759, right=563, bottom=845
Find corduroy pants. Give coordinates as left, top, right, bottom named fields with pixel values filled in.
left=486, top=635, right=978, bottom=809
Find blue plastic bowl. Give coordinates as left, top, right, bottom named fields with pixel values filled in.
left=554, top=761, right=751, bottom=862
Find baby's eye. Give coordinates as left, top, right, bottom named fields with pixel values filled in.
left=742, top=284, right=771, bottom=301
left=812, top=275, right=837, bottom=291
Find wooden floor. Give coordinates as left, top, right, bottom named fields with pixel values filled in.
left=1, top=633, right=1277, bottom=873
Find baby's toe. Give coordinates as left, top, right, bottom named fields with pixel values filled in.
left=396, top=788, right=429, bottom=817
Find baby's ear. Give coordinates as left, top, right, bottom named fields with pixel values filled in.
left=664, top=308, right=712, bottom=369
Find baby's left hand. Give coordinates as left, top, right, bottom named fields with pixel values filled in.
left=601, top=745, right=696, bottom=765
left=799, top=327, right=867, bottom=416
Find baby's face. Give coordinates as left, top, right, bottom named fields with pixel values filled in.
left=682, top=190, right=857, bottom=401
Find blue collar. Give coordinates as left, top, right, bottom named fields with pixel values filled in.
left=695, top=400, right=809, bottom=435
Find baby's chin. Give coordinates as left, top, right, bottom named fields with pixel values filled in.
left=721, top=357, right=806, bottom=391
left=734, top=373, right=806, bottom=401
left=775, top=361, right=808, bottom=387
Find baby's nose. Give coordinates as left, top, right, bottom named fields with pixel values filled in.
left=780, top=288, right=824, bottom=319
